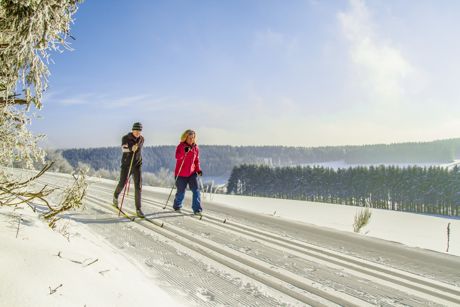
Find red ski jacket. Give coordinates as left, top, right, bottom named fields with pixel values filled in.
left=174, top=142, right=202, bottom=177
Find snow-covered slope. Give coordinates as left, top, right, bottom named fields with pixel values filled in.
left=204, top=192, right=460, bottom=256
left=2, top=170, right=460, bottom=306
left=101, top=177, right=459, bottom=256
left=0, top=205, right=182, bottom=307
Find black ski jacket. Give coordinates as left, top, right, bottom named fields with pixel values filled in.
left=121, top=132, right=144, bottom=168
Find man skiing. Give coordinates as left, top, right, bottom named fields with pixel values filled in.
left=173, top=129, right=203, bottom=215
left=113, top=122, right=145, bottom=218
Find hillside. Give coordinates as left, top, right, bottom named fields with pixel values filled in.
left=61, top=138, right=460, bottom=178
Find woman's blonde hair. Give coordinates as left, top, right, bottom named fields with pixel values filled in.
left=180, top=129, right=196, bottom=142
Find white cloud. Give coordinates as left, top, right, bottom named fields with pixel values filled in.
left=104, top=94, right=158, bottom=109
left=45, top=92, right=180, bottom=110
left=58, top=97, right=90, bottom=106
left=44, top=92, right=105, bottom=106
left=338, top=0, right=413, bottom=104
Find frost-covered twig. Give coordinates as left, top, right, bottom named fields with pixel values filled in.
left=15, top=213, right=21, bottom=238
left=447, top=223, right=451, bottom=253
left=353, top=207, right=372, bottom=233
left=1, top=164, right=88, bottom=229
left=0, top=163, right=55, bottom=208
left=45, top=170, right=88, bottom=228
left=49, top=284, right=63, bottom=295
left=84, top=258, right=99, bottom=267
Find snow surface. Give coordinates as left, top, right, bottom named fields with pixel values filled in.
left=209, top=194, right=460, bottom=256
left=44, top=172, right=460, bottom=256
left=135, top=183, right=460, bottom=256
left=0, top=206, right=182, bottom=307
left=3, top=171, right=459, bottom=307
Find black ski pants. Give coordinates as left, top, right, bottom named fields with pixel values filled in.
left=114, top=164, right=142, bottom=210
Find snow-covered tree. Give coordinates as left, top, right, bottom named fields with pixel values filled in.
left=0, top=0, right=86, bottom=227
left=1, top=0, right=80, bottom=107
left=42, top=149, right=74, bottom=173
left=143, top=168, right=174, bottom=187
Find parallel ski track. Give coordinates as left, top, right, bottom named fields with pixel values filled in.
left=37, top=176, right=460, bottom=306
left=86, top=192, right=362, bottom=307
left=36, top=177, right=361, bottom=306
left=94, top=184, right=460, bottom=306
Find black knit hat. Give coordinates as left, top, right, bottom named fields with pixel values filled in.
left=132, top=122, right=143, bottom=131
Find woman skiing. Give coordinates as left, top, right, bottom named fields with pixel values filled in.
left=173, top=129, right=203, bottom=215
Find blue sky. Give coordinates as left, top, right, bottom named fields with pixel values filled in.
left=31, top=0, right=460, bottom=148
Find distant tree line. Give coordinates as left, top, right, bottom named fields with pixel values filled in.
left=61, top=138, right=460, bottom=178
left=227, top=164, right=460, bottom=217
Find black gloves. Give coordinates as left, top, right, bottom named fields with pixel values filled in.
left=185, top=146, right=191, bottom=153
left=197, top=170, right=203, bottom=176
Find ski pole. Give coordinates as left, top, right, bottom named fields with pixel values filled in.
left=163, top=150, right=190, bottom=209
left=198, top=176, right=205, bottom=198
left=119, top=150, right=136, bottom=216
left=126, top=173, right=131, bottom=196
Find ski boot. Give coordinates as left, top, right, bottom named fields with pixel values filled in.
left=136, top=209, right=145, bottom=218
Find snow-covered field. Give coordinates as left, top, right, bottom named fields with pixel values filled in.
left=207, top=193, right=460, bottom=256
left=138, top=184, right=460, bottom=256
left=2, top=170, right=460, bottom=306
left=0, top=205, right=182, bottom=307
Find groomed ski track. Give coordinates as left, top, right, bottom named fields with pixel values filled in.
left=32, top=172, right=460, bottom=306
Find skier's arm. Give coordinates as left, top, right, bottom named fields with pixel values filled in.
left=121, top=135, right=130, bottom=153
left=194, top=146, right=201, bottom=173
left=132, top=136, right=144, bottom=153
left=121, top=135, right=140, bottom=153
left=175, top=144, right=185, bottom=160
